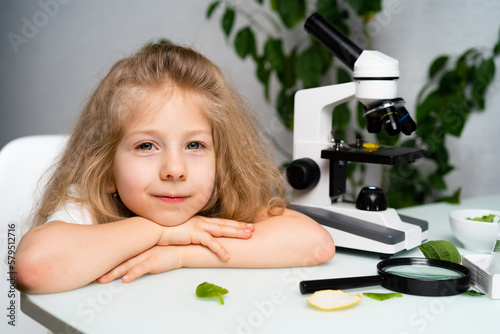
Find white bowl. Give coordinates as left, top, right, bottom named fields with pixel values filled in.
left=449, top=209, right=500, bottom=253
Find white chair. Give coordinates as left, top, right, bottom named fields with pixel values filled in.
left=0, top=135, right=68, bottom=334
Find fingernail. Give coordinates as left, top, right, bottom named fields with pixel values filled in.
left=122, top=275, right=129, bottom=282
left=245, top=229, right=252, bottom=233
left=225, top=253, right=230, bottom=260
left=100, top=274, right=108, bottom=279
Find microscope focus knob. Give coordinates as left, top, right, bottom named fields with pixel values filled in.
left=286, top=158, right=320, bottom=190
left=356, top=186, right=387, bottom=211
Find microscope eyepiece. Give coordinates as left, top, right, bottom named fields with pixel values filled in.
left=304, top=13, right=362, bottom=71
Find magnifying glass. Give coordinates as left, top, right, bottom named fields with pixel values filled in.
left=299, top=258, right=471, bottom=297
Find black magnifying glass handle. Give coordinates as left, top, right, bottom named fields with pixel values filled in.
left=299, top=275, right=383, bottom=294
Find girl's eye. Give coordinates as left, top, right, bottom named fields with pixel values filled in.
left=138, top=142, right=155, bottom=151
left=186, top=142, right=202, bottom=150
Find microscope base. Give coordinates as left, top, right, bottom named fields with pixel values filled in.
left=292, top=203, right=428, bottom=257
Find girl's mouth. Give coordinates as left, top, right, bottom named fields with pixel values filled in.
left=155, top=195, right=188, bottom=203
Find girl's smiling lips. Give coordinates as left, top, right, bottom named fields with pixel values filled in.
left=154, top=195, right=189, bottom=203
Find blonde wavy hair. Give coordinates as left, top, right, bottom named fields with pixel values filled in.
left=33, top=42, right=286, bottom=227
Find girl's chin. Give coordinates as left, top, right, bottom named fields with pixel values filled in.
left=146, top=213, right=197, bottom=227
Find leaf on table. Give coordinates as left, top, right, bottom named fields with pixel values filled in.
left=362, top=292, right=403, bottom=301
left=418, top=240, right=461, bottom=264
left=196, top=282, right=228, bottom=305
left=462, top=289, right=485, bottom=297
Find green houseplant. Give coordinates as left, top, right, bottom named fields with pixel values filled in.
left=206, top=0, right=500, bottom=208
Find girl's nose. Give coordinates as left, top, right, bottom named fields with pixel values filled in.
left=160, top=152, right=186, bottom=181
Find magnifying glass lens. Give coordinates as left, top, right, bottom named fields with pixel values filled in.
left=384, top=264, right=465, bottom=280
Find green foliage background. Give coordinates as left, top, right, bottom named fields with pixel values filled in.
left=206, top=0, right=500, bottom=208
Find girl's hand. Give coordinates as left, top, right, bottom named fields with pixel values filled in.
left=97, top=246, right=181, bottom=284
left=158, top=216, right=254, bottom=261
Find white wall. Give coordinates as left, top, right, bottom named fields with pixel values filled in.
left=1, top=0, right=499, bottom=201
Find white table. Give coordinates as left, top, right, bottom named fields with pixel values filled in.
left=21, top=194, right=500, bottom=334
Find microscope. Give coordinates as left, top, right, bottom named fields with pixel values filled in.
left=287, top=13, right=428, bottom=257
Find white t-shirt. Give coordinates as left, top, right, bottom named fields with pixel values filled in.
left=46, top=185, right=93, bottom=225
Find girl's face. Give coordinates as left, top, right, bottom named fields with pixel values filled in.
left=112, top=89, right=216, bottom=226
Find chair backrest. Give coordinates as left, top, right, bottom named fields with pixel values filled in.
left=0, top=135, right=67, bottom=333
left=0, top=135, right=68, bottom=236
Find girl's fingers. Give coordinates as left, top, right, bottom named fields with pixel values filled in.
left=200, top=219, right=254, bottom=239
left=121, top=261, right=151, bottom=283
left=97, top=253, right=147, bottom=283
left=196, top=232, right=230, bottom=261
left=98, top=246, right=183, bottom=284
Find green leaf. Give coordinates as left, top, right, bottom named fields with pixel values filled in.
left=429, top=56, right=449, bottom=79
left=438, top=71, right=461, bottom=95
left=462, top=289, right=485, bottom=296
left=494, top=41, right=500, bottom=56
left=436, top=188, right=461, bottom=204
left=441, top=97, right=468, bottom=137
left=332, top=103, right=351, bottom=131
left=400, top=139, right=417, bottom=148
left=356, top=102, right=366, bottom=129
left=363, top=292, right=403, bottom=301
left=428, top=173, right=447, bottom=190
left=273, top=0, right=306, bottom=28
left=416, top=91, right=440, bottom=123
left=478, top=57, right=496, bottom=84
left=345, top=0, right=382, bottom=19
left=277, top=48, right=297, bottom=89
left=276, top=89, right=294, bottom=130
left=264, top=38, right=286, bottom=72
left=375, top=128, right=399, bottom=146
left=206, top=1, right=220, bottom=19
left=466, top=214, right=499, bottom=222
left=418, top=240, right=461, bottom=264
left=234, top=27, right=257, bottom=59
left=221, top=7, right=235, bottom=37
left=336, top=67, right=352, bottom=83
left=471, top=58, right=496, bottom=109
left=196, top=282, right=229, bottom=305
left=296, top=47, right=323, bottom=88
left=256, top=57, right=271, bottom=100
left=316, top=0, right=340, bottom=24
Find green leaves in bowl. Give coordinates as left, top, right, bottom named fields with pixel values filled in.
left=466, top=214, right=499, bottom=223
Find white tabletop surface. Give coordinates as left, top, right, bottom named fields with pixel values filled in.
left=21, top=194, right=500, bottom=334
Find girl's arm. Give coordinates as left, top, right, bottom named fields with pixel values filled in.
left=182, top=209, right=335, bottom=268
left=15, top=216, right=253, bottom=293
left=97, top=209, right=335, bottom=283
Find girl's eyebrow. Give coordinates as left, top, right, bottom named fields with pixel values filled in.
left=124, top=128, right=212, bottom=139
left=123, top=129, right=161, bottom=139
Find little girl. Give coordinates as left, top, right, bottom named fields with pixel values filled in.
left=15, top=42, right=335, bottom=293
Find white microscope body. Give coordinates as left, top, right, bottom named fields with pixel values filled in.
left=288, top=14, right=428, bottom=257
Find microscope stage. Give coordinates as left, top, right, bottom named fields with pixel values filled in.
left=321, top=144, right=424, bottom=165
